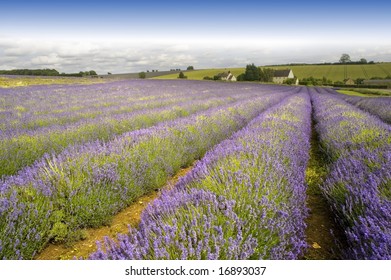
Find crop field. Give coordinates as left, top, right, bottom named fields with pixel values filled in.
left=1, top=80, right=390, bottom=260
left=0, top=75, right=104, bottom=88
left=267, top=63, right=391, bottom=80
left=152, top=68, right=245, bottom=80
left=154, top=63, right=391, bottom=81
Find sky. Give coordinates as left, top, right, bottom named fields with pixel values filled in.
left=1, top=0, right=390, bottom=74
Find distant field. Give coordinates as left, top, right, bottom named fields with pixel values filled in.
left=0, top=75, right=105, bottom=88
left=154, top=63, right=391, bottom=82
left=274, top=63, right=391, bottom=81
left=152, top=68, right=245, bottom=80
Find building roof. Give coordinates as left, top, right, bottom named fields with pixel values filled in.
left=217, top=72, right=229, bottom=78
left=273, top=69, right=291, bottom=77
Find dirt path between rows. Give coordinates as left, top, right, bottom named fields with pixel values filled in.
left=36, top=119, right=345, bottom=260
left=303, top=118, right=345, bottom=259
left=36, top=165, right=194, bottom=260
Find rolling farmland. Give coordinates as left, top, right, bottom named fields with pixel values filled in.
left=1, top=80, right=391, bottom=260
left=264, top=63, right=391, bottom=81
left=152, top=68, right=245, bottom=80
left=153, top=63, right=391, bottom=82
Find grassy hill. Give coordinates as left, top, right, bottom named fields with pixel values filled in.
left=152, top=68, right=244, bottom=80
left=153, top=63, right=391, bottom=82
left=271, top=63, right=391, bottom=81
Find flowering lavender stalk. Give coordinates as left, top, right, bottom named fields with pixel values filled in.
left=90, top=188, right=257, bottom=260
left=0, top=97, right=231, bottom=178
left=1, top=80, right=294, bottom=177
left=310, top=88, right=391, bottom=259
left=0, top=79, right=294, bottom=133
left=1, top=85, right=291, bottom=259
left=337, top=93, right=391, bottom=124
left=90, top=89, right=311, bottom=260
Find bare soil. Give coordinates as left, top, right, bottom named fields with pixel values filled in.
left=36, top=165, right=193, bottom=260
left=303, top=119, right=346, bottom=260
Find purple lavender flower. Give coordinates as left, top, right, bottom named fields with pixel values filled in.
left=2, top=80, right=292, bottom=259
left=310, top=87, right=391, bottom=259
left=90, top=89, right=311, bottom=260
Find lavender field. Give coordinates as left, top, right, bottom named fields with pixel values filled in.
left=0, top=80, right=390, bottom=260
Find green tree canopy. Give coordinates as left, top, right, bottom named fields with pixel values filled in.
left=259, top=68, right=274, bottom=82
left=244, top=63, right=260, bottom=81
left=178, top=71, right=187, bottom=79
left=339, top=54, right=351, bottom=64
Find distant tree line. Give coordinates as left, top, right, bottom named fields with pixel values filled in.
left=266, top=54, right=376, bottom=67
left=0, top=68, right=98, bottom=77
left=0, top=69, right=60, bottom=76
left=337, top=54, right=374, bottom=64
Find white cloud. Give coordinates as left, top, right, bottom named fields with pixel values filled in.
left=0, top=36, right=390, bottom=74
left=31, top=53, right=62, bottom=65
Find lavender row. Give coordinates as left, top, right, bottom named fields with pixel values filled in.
left=0, top=80, right=295, bottom=177
left=0, top=95, right=191, bottom=134
left=0, top=96, right=234, bottom=178
left=0, top=80, right=291, bottom=132
left=0, top=80, right=238, bottom=133
left=0, top=80, right=183, bottom=122
left=310, top=89, right=391, bottom=259
left=90, top=91, right=312, bottom=260
left=336, top=94, right=391, bottom=124
left=310, top=88, right=391, bottom=161
left=0, top=91, right=291, bottom=259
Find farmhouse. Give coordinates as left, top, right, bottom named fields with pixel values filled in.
left=272, top=69, right=295, bottom=84
left=344, top=78, right=355, bottom=85
left=217, top=71, right=237, bottom=81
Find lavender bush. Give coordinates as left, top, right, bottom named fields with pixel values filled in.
left=0, top=79, right=293, bottom=133
left=90, top=90, right=312, bottom=260
left=1, top=83, right=292, bottom=259
left=310, top=88, right=391, bottom=259
left=1, top=80, right=296, bottom=177
left=0, top=97, right=230, bottom=177
left=91, top=188, right=257, bottom=260
left=337, top=94, right=391, bottom=124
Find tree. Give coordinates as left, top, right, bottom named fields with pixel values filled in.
left=236, top=73, right=245, bottom=81
left=178, top=71, right=187, bottom=79
left=138, top=72, right=146, bottom=79
left=359, top=58, right=367, bottom=64
left=356, top=78, right=365, bottom=84
left=259, top=68, right=274, bottom=82
left=244, top=63, right=260, bottom=81
left=339, top=53, right=351, bottom=64
left=187, top=66, right=194, bottom=70
left=283, top=78, right=296, bottom=85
